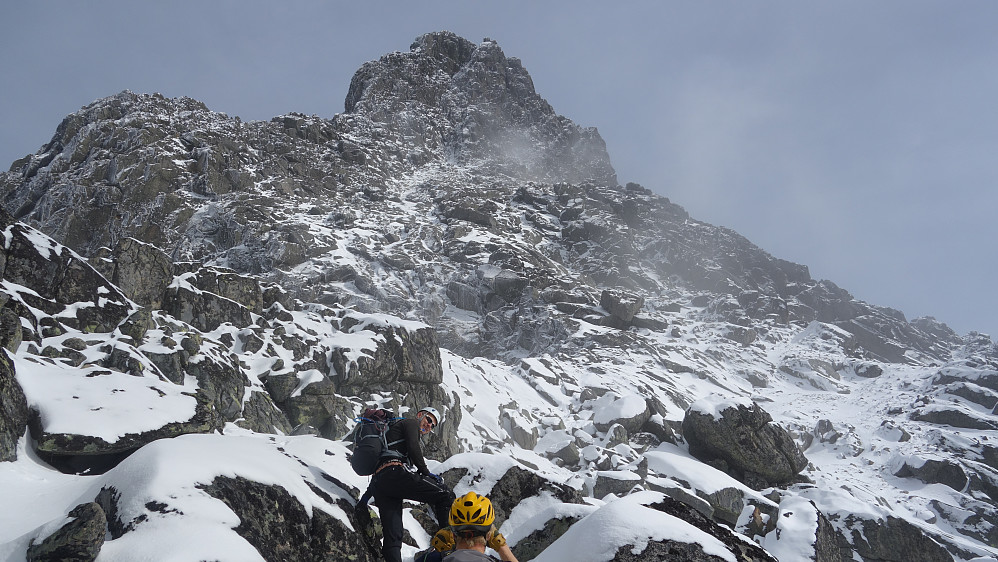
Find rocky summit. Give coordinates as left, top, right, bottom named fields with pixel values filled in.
left=1, top=31, right=996, bottom=561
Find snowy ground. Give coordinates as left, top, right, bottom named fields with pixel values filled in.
left=2, top=299, right=997, bottom=560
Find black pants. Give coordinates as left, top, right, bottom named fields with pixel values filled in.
left=373, top=466, right=454, bottom=562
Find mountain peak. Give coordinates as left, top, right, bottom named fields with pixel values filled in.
left=344, top=31, right=617, bottom=185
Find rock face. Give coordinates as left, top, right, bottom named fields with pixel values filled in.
left=91, top=238, right=174, bottom=309
left=0, top=348, right=28, bottom=461
left=682, top=401, right=808, bottom=489
left=841, top=514, right=954, bottom=562
left=0, top=206, right=133, bottom=334
left=0, top=40, right=968, bottom=369
left=345, top=32, right=616, bottom=186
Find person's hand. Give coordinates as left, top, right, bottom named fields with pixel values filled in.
left=429, top=472, right=444, bottom=484
left=432, top=527, right=455, bottom=552
left=486, top=525, right=507, bottom=549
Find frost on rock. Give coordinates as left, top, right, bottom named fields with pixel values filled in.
left=0, top=31, right=997, bottom=562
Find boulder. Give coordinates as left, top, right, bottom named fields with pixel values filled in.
left=600, top=289, right=644, bottom=323
left=279, top=389, right=357, bottom=440
left=508, top=514, right=585, bottom=561
left=185, top=343, right=252, bottom=424
left=192, top=267, right=265, bottom=314
left=942, top=382, right=998, bottom=409
left=682, top=400, right=808, bottom=489
left=1, top=218, right=133, bottom=333
left=854, top=362, right=883, bottom=378
left=446, top=281, right=481, bottom=313
left=593, top=469, right=642, bottom=499
left=236, top=391, right=294, bottom=434
left=486, top=465, right=586, bottom=527
left=643, top=495, right=778, bottom=562
left=911, top=407, right=998, bottom=430
left=592, top=393, right=650, bottom=434
left=477, top=266, right=528, bottom=304
left=500, top=409, right=538, bottom=449
left=0, top=302, right=25, bottom=352
left=32, top=394, right=218, bottom=458
left=893, top=457, right=968, bottom=492
left=117, top=308, right=153, bottom=343
left=722, top=325, right=757, bottom=346
left=200, top=475, right=378, bottom=561
left=700, top=486, right=751, bottom=528
left=26, top=502, right=106, bottom=562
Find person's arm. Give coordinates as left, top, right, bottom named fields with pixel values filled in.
left=403, top=418, right=431, bottom=475
left=495, top=544, right=518, bottom=562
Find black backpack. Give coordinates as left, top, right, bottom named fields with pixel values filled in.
left=349, top=407, right=406, bottom=476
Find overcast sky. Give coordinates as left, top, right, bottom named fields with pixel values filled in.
left=2, top=2, right=996, bottom=339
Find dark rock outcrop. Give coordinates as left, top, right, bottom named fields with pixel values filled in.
left=893, top=458, right=968, bottom=492
left=91, top=238, right=174, bottom=309
left=683, top=401, right=808, bottom=489
left=0, top=348, right=28, bottom=461
left=482, top=465, right=586, bottom=528
left=200, top=476, right=377, bottom=562
left=26, top=502, right=106, bottom=562
left=841, top=514, right=954, bottom=562
left=645, top=495, right=778, bottom=562
left=31, top=394, right=217, bottom=458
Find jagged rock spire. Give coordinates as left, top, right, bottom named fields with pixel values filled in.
left=344, top=31, right=617, bottom=185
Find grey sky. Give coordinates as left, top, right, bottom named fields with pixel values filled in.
left=2, top=2, right=996, bottom=338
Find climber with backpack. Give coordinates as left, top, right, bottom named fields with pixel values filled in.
left=414, top=491, right=518, bottom=562
left=350, top=405, right=455, bottom=562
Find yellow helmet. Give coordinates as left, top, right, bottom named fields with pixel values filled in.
left=449, top=491, right=495, bottom=527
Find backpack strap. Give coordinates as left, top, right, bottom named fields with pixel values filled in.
left=379, top=417, right=409, bottom=462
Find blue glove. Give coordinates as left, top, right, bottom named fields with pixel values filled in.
left=429, top=472, right=444, bottom=484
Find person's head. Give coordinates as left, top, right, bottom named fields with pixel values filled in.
left=450, top=491, right=495, bottom=542
left=417, top=406, right=442, bottom=434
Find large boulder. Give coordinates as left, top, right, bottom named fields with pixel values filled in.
left=600, top=289, right=644, bottom=324
left=31, top=394, right=218, bottom=459
left=200, top=475, right=378, bottom=562
left=892, top=456, right=968, bottom=492
left=237, top=391, right=294, bottom=435
left=592, top=392, right=651, bottom=433
left=682, top=398, right=808, bottom=489
left=533, top=492, right=777, bottom=562
left=191, top=266, right=265, bottom=314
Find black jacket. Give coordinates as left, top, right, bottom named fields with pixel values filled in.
left=384, top=417, right=430, bottom=475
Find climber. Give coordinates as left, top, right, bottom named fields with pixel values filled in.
left=415, top=491, right=519, bottom=562
left=371, top=406, right=455, bottom=562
